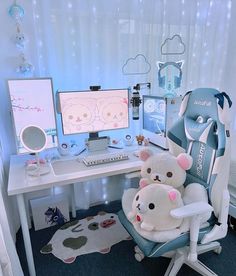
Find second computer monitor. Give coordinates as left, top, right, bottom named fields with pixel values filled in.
left=142, top=95, right=182, bottom=149
left=58, top=89, right=129, bottom=135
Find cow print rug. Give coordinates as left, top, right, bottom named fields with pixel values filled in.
left=40, top=211, right=130, bottom=263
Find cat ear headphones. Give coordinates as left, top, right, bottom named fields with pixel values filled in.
left=157, top=61, right=184, bottom=90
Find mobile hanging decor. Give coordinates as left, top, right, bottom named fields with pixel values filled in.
left=8, top=1, right=34, bottom=75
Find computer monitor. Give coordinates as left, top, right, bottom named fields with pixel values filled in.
left=58, top=89, right=129, bottom=136
left=142, top=95, right=182, bottom=149
left=8, top=78, right=58, bottom=154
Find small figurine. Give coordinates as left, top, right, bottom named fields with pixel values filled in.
left=14, top=31, right=27, bottom=49
left=136, top=135, right=144, bottom=145
left=143, top=138, right=150, bottom=146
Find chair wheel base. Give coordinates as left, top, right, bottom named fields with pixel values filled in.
left=135, top=252, right=144, bottom=262
left=134, top=246, right=144, bottom=261
left=214, top=246, right=222, bottom=255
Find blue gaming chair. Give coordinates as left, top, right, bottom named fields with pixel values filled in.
left=118, top=88, right=232, bottom=275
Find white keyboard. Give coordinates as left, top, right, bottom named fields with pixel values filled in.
left=82, top=152, right=129, bottom=166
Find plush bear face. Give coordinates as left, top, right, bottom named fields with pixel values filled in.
left=132, top=184, right=183, bottom=231
left=139, top=150, right=193, bottom=189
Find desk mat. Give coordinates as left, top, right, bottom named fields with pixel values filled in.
left=40, top=211, right=130, bottom=263
left=51, top=159, right=83, bottom=175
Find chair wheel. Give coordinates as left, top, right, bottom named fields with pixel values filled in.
left=214, top=246, right=222, bottom=255
left=135, top=252, right=144, bottom=262
left=134, top=245, right=142, bottom=254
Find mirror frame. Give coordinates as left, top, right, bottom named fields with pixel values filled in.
left=20, top=125, right=47, bottom=153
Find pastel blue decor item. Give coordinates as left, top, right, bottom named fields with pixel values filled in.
left=14, top=31, right=27, bottom=49
left=8, top=4, right=25, bottom=20
left=157, top=60, right=184, bottom=98
left=16, top=59, right=34, bottom=74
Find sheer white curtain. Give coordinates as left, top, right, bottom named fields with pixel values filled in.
left=31, top=0, right=235, bottom=208
left=0, top=136, right=23, bottom=275
left=32, top=0, right=232, bottom=91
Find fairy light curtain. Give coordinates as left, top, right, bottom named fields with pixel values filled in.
left=32, top=0, right=232, bottom=92
left=31, top=0, right=233, bottom=208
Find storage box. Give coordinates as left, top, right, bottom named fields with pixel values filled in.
left=30, top=194, right=70, bottom=231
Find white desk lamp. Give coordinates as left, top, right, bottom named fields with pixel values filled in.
left=20, top=125, right=50, bottom=176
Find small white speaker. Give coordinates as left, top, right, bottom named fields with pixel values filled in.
left=58, top=142, right=71, bottom=156
left=123, top=134, right=134, bottom=146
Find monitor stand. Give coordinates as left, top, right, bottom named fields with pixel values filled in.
left=86, top=132, right=110, bottom=152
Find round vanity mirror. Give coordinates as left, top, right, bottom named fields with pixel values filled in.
left=20, top=125, right=50, bottom=176
left=20, top=125, right=47, bottom=153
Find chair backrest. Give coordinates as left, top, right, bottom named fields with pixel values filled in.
left=167, top=88, right=232, bottom=217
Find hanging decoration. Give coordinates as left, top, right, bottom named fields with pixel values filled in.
left=157, top=34, right=186, bottom=97
left=156, top=61, right=184, bottom=98
left=122, top=54, right=151, bottom=75
left=161, top=34, right=186, bottom=56
left=8, top=2, right=34, bottom=75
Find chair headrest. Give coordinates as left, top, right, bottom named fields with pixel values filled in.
left=179, top=88, right=232, bottom=126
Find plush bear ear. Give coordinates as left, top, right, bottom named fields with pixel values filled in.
left=139, top=149, right=154, bottom=161
left=176, top=153, right=193, bottom=170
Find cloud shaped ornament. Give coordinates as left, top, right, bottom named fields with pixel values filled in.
left=122, top=54, right=151, bottom=75
left=161, top=34, right=186, bottom=55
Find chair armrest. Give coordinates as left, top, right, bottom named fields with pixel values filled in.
left=171, top=202, right=213, bottom=263
left=170, top=202, right=213, bottom=219
left=201, top=189, right=230, bottom=244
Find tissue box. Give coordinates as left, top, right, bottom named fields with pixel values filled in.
left=30, top=194, right=70, bottom=231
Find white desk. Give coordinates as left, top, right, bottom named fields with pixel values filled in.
left=8, top=146, right=161, bottom=276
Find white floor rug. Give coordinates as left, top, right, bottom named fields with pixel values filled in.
left=40, top=211, right=130, bottom=263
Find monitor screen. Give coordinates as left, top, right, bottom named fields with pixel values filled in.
left=143, top=95, right=166, bottom=136
left=8, top=78, right=57, bottom=153
left=58, top=89, right=129, bottom=135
